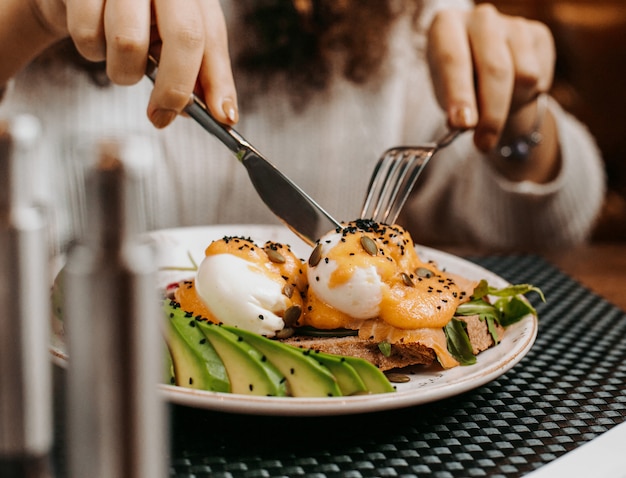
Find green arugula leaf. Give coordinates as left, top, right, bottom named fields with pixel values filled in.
left=444, top=318, right=476, bottom=365
left=485, top=316, right=501, bottom=345
left=471, top=279, right=490, bottom=299
left=378, top=341, right=392, bottom=357
left=487, top=284, right=545, bottom=302
left=496, top=296, right=537, bottom=327
left=455, top=299, right=501, bottom=321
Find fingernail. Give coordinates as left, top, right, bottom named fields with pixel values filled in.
left=151, top=109, right=177, bottom=129
left=222, top=98, right=238, bottom=124
left=449, top=105, right=475, bottom=129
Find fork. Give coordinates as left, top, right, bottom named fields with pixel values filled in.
left=360, top=129, right=463, bottom=225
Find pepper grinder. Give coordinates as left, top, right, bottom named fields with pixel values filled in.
left=0, top=115, right=53, bottom=478
left=63, top=137, right=167, bottom=478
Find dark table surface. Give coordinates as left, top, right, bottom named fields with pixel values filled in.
left=51, top=254, right=626, bottom=478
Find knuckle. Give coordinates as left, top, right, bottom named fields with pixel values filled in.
left=109, top=31, right=145, bottom=55
left=70, top=26, right=105, bottom=60
left=157, top=86, right=192, bottom=112
left=482, top=60, right=511, bottom=83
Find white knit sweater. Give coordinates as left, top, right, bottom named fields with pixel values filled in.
left=0, top=0, right=605, bottom=251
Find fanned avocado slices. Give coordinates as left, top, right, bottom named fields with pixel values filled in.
left=163, top=300, right=394, bottom=397
left=164, top=301, right=230, bottom=392
left=224, top=326, right=342, bottom=397
left=196, top=321, right=288, bottom=397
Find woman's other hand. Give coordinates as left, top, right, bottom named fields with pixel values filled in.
left=27, top=0, right=238, bottom=128
left=427, top=4, right=560, bottom=182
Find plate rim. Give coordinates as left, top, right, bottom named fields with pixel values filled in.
left=51, top=224, right=538, bottom=416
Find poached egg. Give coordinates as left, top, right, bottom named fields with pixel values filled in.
left=174, top=236, right=305, bottom=337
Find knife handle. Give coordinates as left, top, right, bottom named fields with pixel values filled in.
left=145, top=55, right=251, bottom=157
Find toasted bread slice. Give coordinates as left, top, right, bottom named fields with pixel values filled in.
left=283, top=335, right=437, bottom=371
left=283, top=315, right=503, bottom=371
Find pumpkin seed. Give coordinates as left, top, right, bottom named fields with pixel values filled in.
left=282, top=284, right=294, bottom=298
left=401, top=272, right=414, bottom=287
left=283, top=305, right=302, bottom=327
left=385, top=373, right=411, bottom=383
left=275, top=327, right=295, bottom=339
left=308, top=243, right=323, bottom=267
left=416, top=267, right=434, bottom=278
left=360, top=235, right=378, bottom=256
left=265, top=246, right=286, bottom=264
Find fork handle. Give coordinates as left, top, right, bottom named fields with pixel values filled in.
left=145, top=55, right=250, bottom=158
left=435, top=129, right=463, bottom=150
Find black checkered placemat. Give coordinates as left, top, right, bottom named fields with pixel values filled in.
left=168, top=256, right=626, bottom=478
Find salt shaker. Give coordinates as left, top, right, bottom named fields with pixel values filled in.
left=0, top=116, right=53, bottom=477
left=63, top=137, right=167, bottom=478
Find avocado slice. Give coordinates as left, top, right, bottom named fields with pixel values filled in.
left=196, top=322, right=287, bottom=397
left=307, top=350, right=367, bottom=396
left=224, top=326, right=342, bottom=397
left=163, top=344, right=175, bottom=385
left=164, top=300, right=230, bottom=392
left=343, top=356, right=395, bottom=394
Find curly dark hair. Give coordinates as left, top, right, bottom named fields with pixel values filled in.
left=235, top=0, right=410, bottom=108
left=34, top=0, right=419, bottom=110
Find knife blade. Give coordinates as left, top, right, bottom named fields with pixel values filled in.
left=145, top=56, right=342, bottom=245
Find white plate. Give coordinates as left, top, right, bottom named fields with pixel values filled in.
left=51, top=224, right=538, bottom=416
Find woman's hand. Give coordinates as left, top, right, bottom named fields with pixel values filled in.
left=427, top=4, right=559, bottom=183
left=27, top=0, right=238, bottom=128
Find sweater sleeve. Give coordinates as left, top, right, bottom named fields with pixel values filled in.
left=403, top=97, right=606, bottom=251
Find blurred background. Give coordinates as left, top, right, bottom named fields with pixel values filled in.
left=479, top=0, right=626, bottom=241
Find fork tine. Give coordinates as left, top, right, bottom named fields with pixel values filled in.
left=381, top=148, right=434, bottom=224
left=372, top=150, right=415, bottom=222
left=361, top=129, right=464, bottom=225
left=360, top=149, right=410, bottom=221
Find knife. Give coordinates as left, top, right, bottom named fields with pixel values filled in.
left=145, top=56, right=342, bottom=246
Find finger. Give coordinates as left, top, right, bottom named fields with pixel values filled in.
left=427, top=9, right=478, bottom=129
left=508, top=18, right=553, bottom=113
left=103, top=0, right=151, bottom=85
left=148, top=0, right=205, bottom=128
left=65, top=0, right=106, bottom=61
left=195, top=0, right=239, bottom=124
left=533, top=22, right=556, bottom=92
left=467, top=4, right=515, bottom=151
